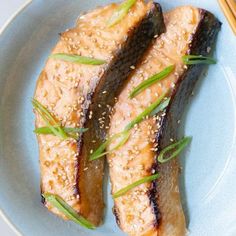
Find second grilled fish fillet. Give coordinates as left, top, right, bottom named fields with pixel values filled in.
left=107, top=6, right=221, bottom=236
left=33, top=0, right=164, bottom=226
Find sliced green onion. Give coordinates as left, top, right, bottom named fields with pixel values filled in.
left=90, top=139, right=110, bottom=161
left=129, top=65, right=175, bottom=98
left=89, top=130, right=130, bottom=161
left=182, top=55, right=216, bottom=65
left=124, top=92, right=167, bottom=131
left=32, top=99, right=68, bottom=139
left=113, top=173, right=159, bottom=199
left=34, top=127, right=88, bottom=139
left=90, top=92, right=168, bottom=161
left=107, top=0, right=137, bottom=27
left=42, top=193, right=95, bottom=230
left=157, top=137, right=192, bottom=164
left=50, top=53, right=106, bottom=65
left=150, top=97, right=170, bottom=116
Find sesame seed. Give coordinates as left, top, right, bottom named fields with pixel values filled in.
left=89, top=111, right=93, bottom=119
left=62, top=175, right=67, bottom=180
left=44, top=161, right=50, bottom=167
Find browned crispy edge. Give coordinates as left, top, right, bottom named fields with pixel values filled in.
left=147, top=9, right=222, bottom=231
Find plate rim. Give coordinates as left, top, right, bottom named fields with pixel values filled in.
left=0, top=1, right=32, bottom=235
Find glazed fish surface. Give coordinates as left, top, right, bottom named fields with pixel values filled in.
left=107, top=6, right=221, bottom=236
left=33, top=0, right=164, bottom=226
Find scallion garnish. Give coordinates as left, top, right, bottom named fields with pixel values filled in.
left=34, top=127, right=88, bottom=139
left=113, top=173, right=159, bottom=199
left=42, top=193, right=95, bottom=230
left=90, top=92, right=168, bottom=160
left=124, top=92, right=168, bottom=131
left=129, top=65, right=175, bottom=98
left=32, top=99, right=68, bottom=139
left=107, top=0, right=137, bottom=27
left=50, top=53, right=106, bottom=65
left=182, top=55, right=216, bottom=65
left=89, top=130, right=130, bottom=161
left=150, top=97, right=170, bottom=116
left=157, top=137, right=192, bottom=164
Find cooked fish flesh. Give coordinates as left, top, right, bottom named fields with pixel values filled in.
left=107, top=6, right=221, bottom=235
left=33, top=0, right=164, bottom=226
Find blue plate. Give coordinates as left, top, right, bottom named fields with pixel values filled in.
left=0, top=1, right=236, bottom=235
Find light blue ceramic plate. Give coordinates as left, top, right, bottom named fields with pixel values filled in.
left=0, top=0, right=236, bottom=235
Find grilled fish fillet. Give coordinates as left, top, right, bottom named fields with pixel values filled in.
left=107, top=6, right=221, bottom=235
left=33, top=0, right=164, bottom=226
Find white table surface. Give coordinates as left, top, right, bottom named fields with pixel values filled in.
left=0, top=1, right=26, bottom=235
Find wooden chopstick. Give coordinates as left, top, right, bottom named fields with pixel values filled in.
left=226, top=0, right=236, bottom=18
left=218, top=0, right=236, bottom=35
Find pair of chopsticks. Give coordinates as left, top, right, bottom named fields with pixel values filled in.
left=219, top=0, right=236, bottom=35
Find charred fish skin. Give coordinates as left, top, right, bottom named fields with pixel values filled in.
left=78, top=3, right=165, bottom=226
left=34, top=0, right=165, bottom=227
left=151, top=9, right=222, bottom=234
left=155, top=10, right=222, bottom=147
left=86, top=2, right=165, bottom=141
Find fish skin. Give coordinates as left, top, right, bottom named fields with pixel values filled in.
left=107, top=6, right=221, bottom=236
left=33, top=0, right=165, bottom=226
left=152, top=9, right=221, bottom=235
